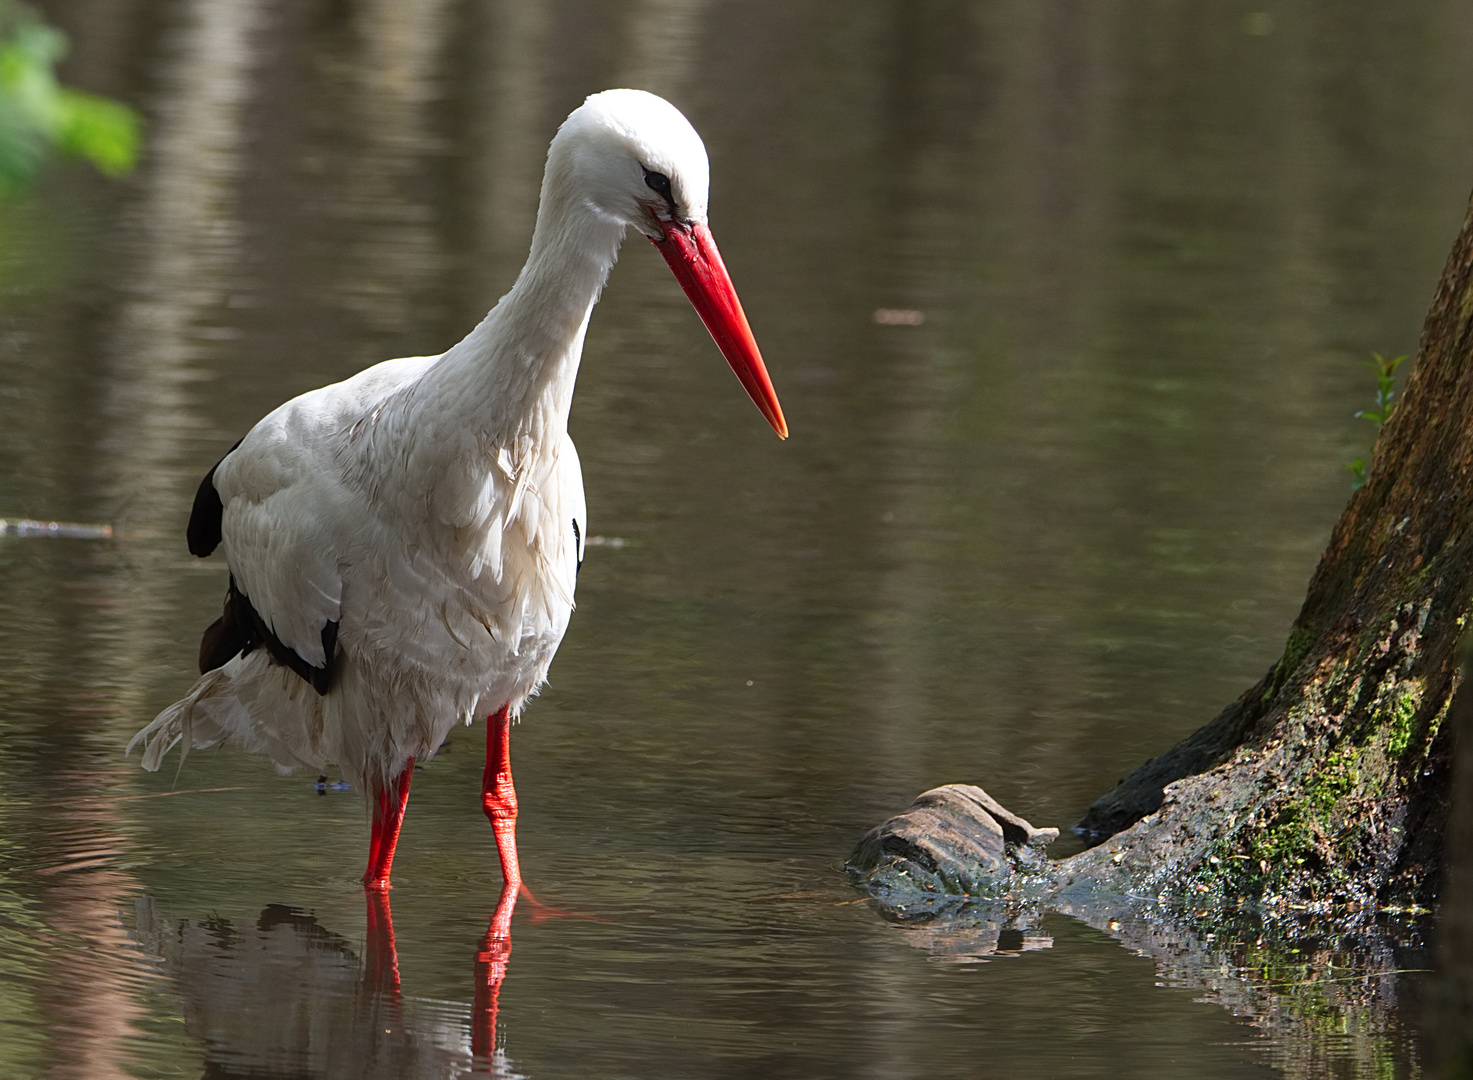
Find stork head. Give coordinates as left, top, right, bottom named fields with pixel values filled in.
left=553, top=89, right=710, bottom=235
left=548, top=89, right=787, bottom=439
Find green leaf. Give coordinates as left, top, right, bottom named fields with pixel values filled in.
left=54, top=88, right=138, bottom=176
left=0, top=5, right=141, bottom=194
left=0, top=97, right=48, bottom=189
left=1348, top=352, right=1408, bottom=490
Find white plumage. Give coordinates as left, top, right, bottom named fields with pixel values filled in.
left=132, top=352, right=584, bottom=794
left=128, top=89, right=786, bottom=890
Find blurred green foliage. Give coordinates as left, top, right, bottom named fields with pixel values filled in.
left=0, top=1, right=141, bottom=195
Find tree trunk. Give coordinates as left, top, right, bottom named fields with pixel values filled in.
left=1059, top=185, right=1473, bottom=914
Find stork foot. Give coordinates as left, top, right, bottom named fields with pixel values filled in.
left=517, top=883, right=601, bottom=925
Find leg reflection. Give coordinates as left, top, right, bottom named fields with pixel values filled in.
left=364, top=887, right=403, bottom=998
left=365, top=883, right=523, bottom=1074
left=472, top=879, right=519, bottom=1064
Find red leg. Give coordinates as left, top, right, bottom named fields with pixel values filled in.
left=482, top=704, right=522, bottom=893
left=362, top=760, right=415, bottom=890
left=480, top=704, right=593, bottom=923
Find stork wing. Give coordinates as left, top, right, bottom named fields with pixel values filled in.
left=213, top=426, right=348, bottom=675
left=200, top=356, right=436, bottom=687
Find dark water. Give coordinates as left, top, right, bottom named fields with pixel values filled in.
left=2, top=1, right=1472, bottom=1076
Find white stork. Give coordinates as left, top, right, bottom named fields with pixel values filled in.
left=129, top=89, right=787, bottom=899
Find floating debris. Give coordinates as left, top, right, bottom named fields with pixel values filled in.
left=0, top=518, right=114, bottom=540
left=873, top=308, right=925, bottom=326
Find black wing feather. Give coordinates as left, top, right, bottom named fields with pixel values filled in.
left=187, top=438, right=242, bottom=558
left=199, top=577, right=338, bottom=695
left=190, top=439, right=336, bottom=694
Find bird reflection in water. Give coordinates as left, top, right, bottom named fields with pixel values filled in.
left=137, top=890, right=531, bottom=1078
left=369, top=885, right=523, bottom=1073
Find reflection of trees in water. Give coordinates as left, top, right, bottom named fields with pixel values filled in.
left=25, top=787, right=148, bottom=1080
left=318, top=0, right=452, bottom=341
left=135, top=896, right=527, bottom=1080
left=105, top=0, right=264, bottom=538
left=759, top=0, right=1473, bottom=826
left=1, top=2, right=268, bottom=1074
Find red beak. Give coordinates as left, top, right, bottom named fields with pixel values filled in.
left=651, top=220, right=788, bottom=439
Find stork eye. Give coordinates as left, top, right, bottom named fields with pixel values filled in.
left=643, top=170, right=672, bottom=198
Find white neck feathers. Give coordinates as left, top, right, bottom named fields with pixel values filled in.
left=355, top=140, right=625, bottom=505
left=425, top=174, right=624, bottom=439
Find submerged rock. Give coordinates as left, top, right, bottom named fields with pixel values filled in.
left=846, top=784, right=1059, bottom=919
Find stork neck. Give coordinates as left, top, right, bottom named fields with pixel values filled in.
left=433, top=192, right=624, bottom=438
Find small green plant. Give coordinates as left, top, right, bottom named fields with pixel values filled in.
left=1347, top=352, right=1406, bottom=489
left=0, top=1, right=141, bottom=195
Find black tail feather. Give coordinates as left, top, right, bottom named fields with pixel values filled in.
left=198, top=576, right=337, bottom=695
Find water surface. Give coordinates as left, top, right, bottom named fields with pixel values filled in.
left=2, top=0, right=1472, bottom=1075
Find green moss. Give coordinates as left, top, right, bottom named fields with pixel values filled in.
left=1193, top=736, right=1371, bottom=905
left=1425, top=693, right=1451, bottom=745
left=1249, top=816, right=1313, bottom=871
left=1385, top=685, right=1420, bottom=758
left=1309, top=743, right=1360, bottom=815
left=1248, top=749, right=1355, bottom=864
left=1185, top=667, right=1441, bottom=911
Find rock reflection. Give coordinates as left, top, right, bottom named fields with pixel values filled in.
left=885, top=908, right=1055, bottom=966
left=134, top=891, right=529, bottom=1080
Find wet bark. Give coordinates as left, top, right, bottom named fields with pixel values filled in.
left=1055, top=184, right=1473, bottom=916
